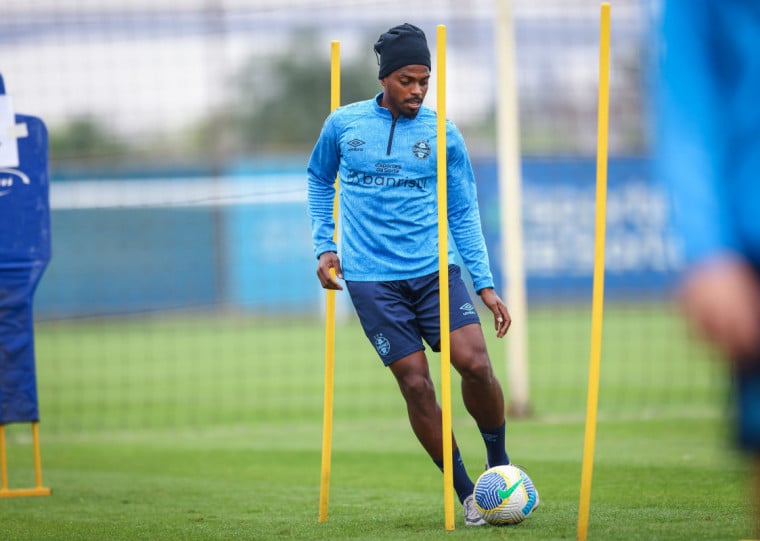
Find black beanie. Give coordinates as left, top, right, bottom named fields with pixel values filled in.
left=374, top=23, right=431, bottom=79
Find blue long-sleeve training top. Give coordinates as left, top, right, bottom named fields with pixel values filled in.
left=307, top=93, right=495, bottom=292
left=656, top=0, right=760, bottom=268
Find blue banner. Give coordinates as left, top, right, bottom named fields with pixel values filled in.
left=473, top=156, right=682, bottom=302
left=0, top=112, right=51, bottom=424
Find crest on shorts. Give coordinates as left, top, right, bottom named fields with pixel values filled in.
left=373, top=333, right=391, bottom=356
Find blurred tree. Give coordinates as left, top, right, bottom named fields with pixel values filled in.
left=229, top=32, right=380, bottom=154
left=48, top=116, right=129, bottom=164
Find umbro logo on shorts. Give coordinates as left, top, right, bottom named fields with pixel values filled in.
left=460, top=303, right=476, bottom=316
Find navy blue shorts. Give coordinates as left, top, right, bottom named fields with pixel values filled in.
left=345, top=265, right=481, bottom=366
left=734, top=364, right=760, bottom=453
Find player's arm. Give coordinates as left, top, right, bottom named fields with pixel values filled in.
left=445, top=123, right=509, bottom=336
left=444, top=125, right=492, bottom=288
left=307, top=115, right=343, bottom=289
left=657, top=3, right=760, bottom=362
left=657, top=0, right=736, bottom=266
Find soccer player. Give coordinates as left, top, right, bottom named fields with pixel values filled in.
left=307, top=23, right=512, bottom=526
left=656, top=0, right=760, bottom=536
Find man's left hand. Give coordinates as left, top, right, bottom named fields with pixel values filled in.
left=478, top=287, right=511, bottom=338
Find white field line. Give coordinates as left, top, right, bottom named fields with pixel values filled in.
left=49, top=174, right=306, bottom=209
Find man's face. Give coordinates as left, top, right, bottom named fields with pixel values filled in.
left=380, top=65, right=430, bottom=119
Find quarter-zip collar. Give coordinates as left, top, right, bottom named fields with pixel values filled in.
left=374, top=92, right=407, bottom=156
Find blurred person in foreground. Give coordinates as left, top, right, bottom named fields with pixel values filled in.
left=656, top=0, right=760, bottom=536
left=307, top=23, right=524, bottom=526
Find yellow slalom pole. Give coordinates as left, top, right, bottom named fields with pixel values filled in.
left=436, top=24, right=455, bottom=532
left=318, top=39, right=340, bottom=524
left=0, top=423, right=51, bottom=498
left=577, top=4, right=610, bottom=541
left=32, top=422, right=45, bottom=489
left=0, top=425, right=8, bottom=493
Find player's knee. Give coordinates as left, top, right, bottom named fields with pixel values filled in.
left=458, top=354, right=494, bottom=384
left=397, top=372, right=436, bottom=403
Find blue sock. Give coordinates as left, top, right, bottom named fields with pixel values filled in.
left=433, top=447, right=475, bottom=504
left=480, top=421, right=510, bottom=467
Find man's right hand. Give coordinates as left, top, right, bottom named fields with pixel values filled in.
left=316, top=251, right=344, bottom=290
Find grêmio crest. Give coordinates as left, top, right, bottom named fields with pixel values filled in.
left=412, top=140, right=431, bottom=160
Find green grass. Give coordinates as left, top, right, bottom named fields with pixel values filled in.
left=1, top=304, right=752, bottom=540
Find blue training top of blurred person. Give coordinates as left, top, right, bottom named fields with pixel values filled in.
left=656, top=0, right=760, bottom=268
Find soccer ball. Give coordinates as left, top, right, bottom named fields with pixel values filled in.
left=473, top=464, right=539, bottom=525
